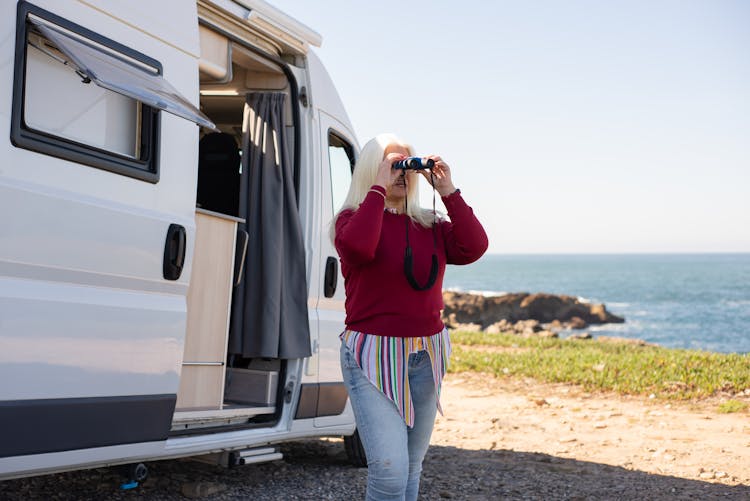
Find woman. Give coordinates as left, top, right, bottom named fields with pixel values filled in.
left=333, top=133, right=488, bottom=500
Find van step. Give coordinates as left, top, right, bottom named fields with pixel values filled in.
left=229, top=447, right=283, bottom=466
left=171, top=405, right=275, bottom=432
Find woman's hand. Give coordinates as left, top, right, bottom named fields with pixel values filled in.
left=374, top=152, right=407, bottom=189
left=422, top=155, right=456, bottom=197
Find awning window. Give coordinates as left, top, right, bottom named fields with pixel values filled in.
left=31, top=17, right=215, bottom=130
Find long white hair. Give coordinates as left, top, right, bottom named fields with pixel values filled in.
left=330, top=133, right=434, bottom=243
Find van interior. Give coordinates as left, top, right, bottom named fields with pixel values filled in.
left=171, top=25, right=296, bottom=433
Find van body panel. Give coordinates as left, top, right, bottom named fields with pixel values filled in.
left=0, top=0, right=197, bottom=396
left=1, top=0, right=359, bottom=479
left=290, top=62, right=322, bottom=384
left=1, top=0, right=197, bottom=461
left=303, top=51, right=358, bottom=428
left=0, top=441, right=167, bottom=481
left=316, top=110, right=354, bottom=385
left=0, top=276, right=183, bottom=400
left=305, top=51, right=358, bottom=386
left=73, top=0, right=201, bottom=57
left=233, top=0, right=322, bottom=53
left=305, top=52, right=354, bottom=135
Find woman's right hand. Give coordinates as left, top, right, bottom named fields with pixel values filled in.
left=374, top=152, right=407, bottom=189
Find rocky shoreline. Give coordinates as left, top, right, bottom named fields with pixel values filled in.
left=443, top=291, right=626, bottom=339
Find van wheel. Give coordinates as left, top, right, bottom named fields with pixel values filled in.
left=343, top=429, right=367, bottom=467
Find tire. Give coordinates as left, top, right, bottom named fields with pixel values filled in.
left=128, top=462, right=149, bottom=482
left=343, top=429, right=367, bottom=467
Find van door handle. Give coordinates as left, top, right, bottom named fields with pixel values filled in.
left=323, top=256, right=338, bottom=298
left=163, top=224, right=186, bottom=280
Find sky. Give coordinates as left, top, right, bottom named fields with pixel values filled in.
left=270, top=0, right=749, bottom=254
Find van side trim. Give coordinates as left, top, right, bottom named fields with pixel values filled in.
left=0, top=259, right=189, bottom=295
left=0, top=394, right=176, bottom=458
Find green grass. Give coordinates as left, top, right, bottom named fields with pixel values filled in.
left=449, top=331, right=750, bottom=401
left=717, top=400, right=748, bottom=413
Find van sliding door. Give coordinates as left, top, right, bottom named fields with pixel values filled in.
left=0, top=1, right=200, bottom=471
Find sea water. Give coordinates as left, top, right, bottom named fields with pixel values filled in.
left=443, top=253, right=750, bottom=354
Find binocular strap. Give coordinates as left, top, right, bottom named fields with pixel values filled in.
left=400, top=168, right=439, bottom=291
left=403, top=246, right=438, bottom=291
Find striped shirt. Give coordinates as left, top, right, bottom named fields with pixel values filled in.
left=340, top=327, right=452, bottom=427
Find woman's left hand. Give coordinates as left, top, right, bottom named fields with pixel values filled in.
left=421, top=155, right=457, bottom=197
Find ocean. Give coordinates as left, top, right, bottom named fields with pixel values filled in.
left=443, top=253, right=750, bottom=354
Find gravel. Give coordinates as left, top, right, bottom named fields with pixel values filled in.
left=1, top=437, right=748, bottom=500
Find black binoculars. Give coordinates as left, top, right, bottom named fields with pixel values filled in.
left=392, top=157, right=435, bottom=170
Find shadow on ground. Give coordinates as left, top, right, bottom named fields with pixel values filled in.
left=1, top=439, right=747, bottom=500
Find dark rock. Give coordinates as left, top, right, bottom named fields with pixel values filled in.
left=513, top=319, right=541, bottom=334
left=567, top=316, right=588, bottom=329
left=442, top=291, right=625, bottom=329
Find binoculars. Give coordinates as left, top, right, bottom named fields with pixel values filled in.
left=392, top=157, right=435, bottom=170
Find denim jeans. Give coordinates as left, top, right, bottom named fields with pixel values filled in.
left=340, top=342, right=438, bottom=501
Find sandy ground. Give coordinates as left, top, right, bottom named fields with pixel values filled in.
left=434, top=371, right=750, bottom=488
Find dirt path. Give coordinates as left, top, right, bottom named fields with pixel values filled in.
left=423, top=372, right=750, bottom=498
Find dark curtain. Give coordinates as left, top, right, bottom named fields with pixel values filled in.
left=228, top=92, right=311, bottom=359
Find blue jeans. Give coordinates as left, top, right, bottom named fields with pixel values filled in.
left=340, top=342, right=438, bottom=501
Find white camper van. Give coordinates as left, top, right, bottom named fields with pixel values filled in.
left=0, top=0, right=363, bottom=480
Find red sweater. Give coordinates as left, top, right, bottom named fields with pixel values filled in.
left=335, top=185, right=488, bottom=337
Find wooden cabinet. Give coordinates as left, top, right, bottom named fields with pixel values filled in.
left=176, top=210, right=240, bottom=410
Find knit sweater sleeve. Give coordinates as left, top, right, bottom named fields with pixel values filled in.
left=334, top=186, right=386, bottom=265
left=440, top=190, right=489, bottom=265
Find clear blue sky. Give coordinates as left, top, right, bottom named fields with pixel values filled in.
left=271, top=0, right=749, bottom=254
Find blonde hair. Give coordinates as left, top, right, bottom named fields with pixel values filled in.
left=330, top=133, right=434, bottom=243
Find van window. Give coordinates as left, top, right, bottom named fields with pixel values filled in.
left=32, top=19, right=214, bottom=130
left=328, top=131, right=355, bottom=214
left=10, top=4, right=163, bottom=182
left=11, top=3, right=213, bottom=183
left=24, top=30, right=144, bottom=160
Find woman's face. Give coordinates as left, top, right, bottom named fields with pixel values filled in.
left=383, top=143, right=414, bottom=201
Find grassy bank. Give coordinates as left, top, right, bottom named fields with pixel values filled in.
left=449, top=331, right=750, bottom=403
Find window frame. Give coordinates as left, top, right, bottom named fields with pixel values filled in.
left=10, top=1, right=161, bottom=183
left=326, top=128, right=356, bottom=215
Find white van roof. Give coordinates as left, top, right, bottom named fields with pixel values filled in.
left=231, top=0, right=322, bottom=54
